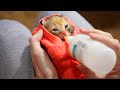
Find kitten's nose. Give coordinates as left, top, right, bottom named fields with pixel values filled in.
left=62, top=31, right=66, bottom=34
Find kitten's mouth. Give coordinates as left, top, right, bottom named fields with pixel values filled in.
left=58, top=33, right=71, bottom=41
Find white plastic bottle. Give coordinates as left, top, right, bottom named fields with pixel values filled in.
left=65, top=34, right=117, bottom=78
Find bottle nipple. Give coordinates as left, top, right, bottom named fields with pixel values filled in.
left=64, top=36, right=74, bottom=44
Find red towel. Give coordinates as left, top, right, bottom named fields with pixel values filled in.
left=32, top=14, right=85, bottom=79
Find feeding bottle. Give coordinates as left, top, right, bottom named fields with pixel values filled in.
left=65, top=34, right=117, bottom=78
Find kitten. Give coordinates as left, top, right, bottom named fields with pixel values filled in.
left=40, top=14, right=74, bottom=40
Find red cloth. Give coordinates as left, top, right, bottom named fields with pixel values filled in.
left=32, top=14, right=85, bottom=79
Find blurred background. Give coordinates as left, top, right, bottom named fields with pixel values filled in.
left=0, top=11, right=120, bottom=40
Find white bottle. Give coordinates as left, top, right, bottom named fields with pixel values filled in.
left=65, top=34, right=117, bottom=78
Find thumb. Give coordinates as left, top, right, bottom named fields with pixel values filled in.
left=77, top=63, right=97, bottom=79
left=41, top=37, right=53, bottom=48
left=32, top=29, right=43, bottom=41
left=77, top=63, right=89, bottom=74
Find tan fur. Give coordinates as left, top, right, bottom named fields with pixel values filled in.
left=41, top=15, right=74, bottom=39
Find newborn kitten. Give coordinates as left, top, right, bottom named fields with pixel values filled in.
left=40, top=14, right=74, bottom=40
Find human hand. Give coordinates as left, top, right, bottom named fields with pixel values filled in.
left=29, top=29, right=58, bottom=79
left=78, top=28, right=120, bottom=79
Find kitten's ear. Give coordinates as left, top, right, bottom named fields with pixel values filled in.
left=40, top=20, right=46, bottom=26
left=59, top=14, right=64, bottom=17
left=40, top=20, right=43, bottom=25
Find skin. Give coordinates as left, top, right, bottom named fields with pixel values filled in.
left=29, top=28, right=120, bottom=79
left=29, top=30, right=58, bottom=79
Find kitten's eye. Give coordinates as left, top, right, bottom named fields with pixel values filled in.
left=65, top=25, right=68, bottom=28
left=53, top=28, right=59, bottom=31
left=67, top=26, right=74, bottom=33
left=51, top=30, right=60, bottom=36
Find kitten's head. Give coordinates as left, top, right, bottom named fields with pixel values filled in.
left=40, top=14, right=74, bottom=40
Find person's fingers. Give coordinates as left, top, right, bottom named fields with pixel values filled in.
left=104, top=32, right=113, bottom=38
left=80, top=28, right=113, bottom=38
left=77, top=64, right=97, bottom=79
left=80, top=28, right=117, bottom=49
left=29, top=30, right=46, bottom=78
left=77, top=64, right=88, bottom=74
left=41, top=37, right=53, bottom=47
left=32, top=29, right=43, bottom=41
left=33, top=48, right=58, bottom=79
left=89, top=28, right=113, bottom=38
left=32, top=57, right=44, bottom=79
left=105, top=69, right=120, bottom=79
left=30, top=29, right=59, bottom=79
left=89, top=33, right=120, bottom=52
left=29, top=29, right=46, bottom=78
left=29, top=30, right=44, bottom=57
left=29, top=34, right=58, bottom=79
left=29, top=29, right=49, bottom=71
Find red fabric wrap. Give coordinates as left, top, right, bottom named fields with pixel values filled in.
left=32, top=14, right=85, bottom=79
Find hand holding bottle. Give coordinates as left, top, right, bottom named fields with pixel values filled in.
left=70, top=28, right=120, bottom=79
